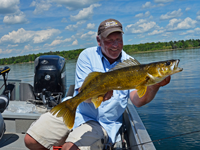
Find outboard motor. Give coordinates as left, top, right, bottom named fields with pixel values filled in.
left=0, top=66, right=10, bottom=140
left=34, top=55, right=67, bottom=107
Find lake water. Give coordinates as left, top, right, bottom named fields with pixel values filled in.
left=1, top=48, right=200, bottom=149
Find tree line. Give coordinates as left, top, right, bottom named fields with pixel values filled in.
left=0, top=39, right=200, bottom=65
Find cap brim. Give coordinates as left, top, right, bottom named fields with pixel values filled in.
left=101, top=28, right=123, bottom=38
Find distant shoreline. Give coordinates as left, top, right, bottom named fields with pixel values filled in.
left=1, top=42, right=200, bottom=65
left=7, top=47, right=199, bottom=65
left=128, top=46, right=200, bottom=55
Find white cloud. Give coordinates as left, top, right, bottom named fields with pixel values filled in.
left=126, top=19, right=158, bottom=34
left=185, top=7, right=191, bottom=11
left=33, top=29, right=61, bottom=43
left=142, top=2, right=152, bottom=8
left=80, top=31, right=97, bottom=40
left=3, top=12, right=28, bottom=24
left=194, top=28, right=200, bottom=34
left=179, top=30, right=194, bottom=35
left=0, top=49, right=13, bottom=54
left=47, top=38, right=72, bottom=46
left=86, top=23, right=95, bottom=29
left=30, top=0, right=52, bottom=14
left=145, top=11, right=150, bottom=17
left=135, top=11, right=150, bottom=18
left=196, top=16, right=200, bottom=20
left=160, top=9, right=182, bottom=20
left=65, top=21, right=86, bottom=31
left=70, top=4, right=101, bottom=21
left=148, top=29, right=165, bottom=35
left=166, top=17, right=197, bottom=31
left=30, top=0, right=101, bottom=14
left=61, top=18, right=67, bottom=22
left=49, top=40, right=62, bottom=46
left=154, top=0, right=173, bottom=3
left=0, top=0, right=20, bottom=14
left=72, top=39, right=78, bottom=45
left=162, top=32, right=172, bottom=37
left=24, top=44, right=33, bottom=51
left=135, top=13, right=143, bottom=18
left=0, top=28, right=60, bottom=44
left=7, top=44, right=18, bottom=48
left=142, top=1, right=168, bottom=9
left=179, top=28, right=200, bottom=35
left=51, top=0, right=100, bottom=10
left=177, top=17, right=197, bottom=29
left=197, top=10, right=200, bottom=15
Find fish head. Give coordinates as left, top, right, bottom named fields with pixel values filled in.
left=151, top=59, right=183, bottom=78
left=146, top=59, right=183, bottom=84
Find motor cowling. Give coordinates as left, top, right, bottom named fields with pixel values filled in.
left=34, top=55, right=67, bottom=106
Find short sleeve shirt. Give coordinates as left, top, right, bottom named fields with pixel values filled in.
left=73, top=46, right=134, bottom=144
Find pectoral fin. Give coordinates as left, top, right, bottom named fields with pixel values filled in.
left=135, top=85, right=147, bottom=98
left=91, top=95, right=104, bottom=108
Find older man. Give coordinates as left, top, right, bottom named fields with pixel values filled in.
left=24, top=18, right=170, bottom=150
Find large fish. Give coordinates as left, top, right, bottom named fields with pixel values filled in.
left=50, top=58, right=183, bottom=129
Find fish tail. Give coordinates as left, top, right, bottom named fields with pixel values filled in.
left=50, top=98, right=78, bottom=129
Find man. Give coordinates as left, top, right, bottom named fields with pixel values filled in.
left=24, top=18, right=170, bottom=150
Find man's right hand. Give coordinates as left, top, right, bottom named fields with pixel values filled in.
left=103, top=90, right=113, bottom=101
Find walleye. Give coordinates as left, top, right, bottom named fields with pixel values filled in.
left=50, top=58, right=183, bottom=129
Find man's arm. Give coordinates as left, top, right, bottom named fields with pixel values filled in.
left=130, top=76, right=171, bottom=107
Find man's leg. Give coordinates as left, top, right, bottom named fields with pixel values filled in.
left=24, top=112, right=70, bottom=150
left=24, top=134, right=48, bottom=150
left=62, top=120, right=108, bottom=150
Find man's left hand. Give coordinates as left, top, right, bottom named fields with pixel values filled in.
left=156, top=76, right=171, bottom=87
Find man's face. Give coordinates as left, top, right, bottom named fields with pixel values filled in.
left=98, top=32, right=123, bottom=64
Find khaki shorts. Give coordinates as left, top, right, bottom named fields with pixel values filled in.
left=27, top=112, right=108, bottom=150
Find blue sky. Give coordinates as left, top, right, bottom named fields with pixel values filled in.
left=0, top=0, right=200, bottom=59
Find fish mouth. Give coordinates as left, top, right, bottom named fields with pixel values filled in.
left=174, top=59, right=183, bottom=72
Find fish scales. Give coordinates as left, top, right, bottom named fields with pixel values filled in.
left=50, top=58, right=183, bottom=129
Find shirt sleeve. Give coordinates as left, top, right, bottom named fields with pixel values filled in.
left=74, top=49, right=93, bottom=96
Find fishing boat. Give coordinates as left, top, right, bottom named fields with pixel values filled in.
left=0, top=55, right=156, bottom=150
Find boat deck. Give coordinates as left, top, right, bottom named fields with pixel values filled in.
left=0, top=100, right=156, bottom=150
left=1, top=132, right=28, bottom=150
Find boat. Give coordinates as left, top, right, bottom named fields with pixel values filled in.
left=0, top=55, right=156, bottom=150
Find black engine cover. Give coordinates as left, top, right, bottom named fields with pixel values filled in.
left=34, top=55, right=67, bottom=98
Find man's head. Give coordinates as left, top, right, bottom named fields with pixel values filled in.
left=97, top=18, right=123, bottom=38
left=97, top=19, right=124, bottom=64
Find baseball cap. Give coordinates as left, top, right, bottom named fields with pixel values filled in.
left=98, top=19, right=123, bottom=37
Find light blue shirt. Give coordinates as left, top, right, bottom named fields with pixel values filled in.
left=73, top=46, right=134, bottom=144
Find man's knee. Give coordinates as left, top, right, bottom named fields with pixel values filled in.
left=61, top=142, right=79, bottom=150
left=24, top=134, right=47, bottom=150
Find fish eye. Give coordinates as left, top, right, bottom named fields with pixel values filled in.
left=166, top=61, right=171, bottom=66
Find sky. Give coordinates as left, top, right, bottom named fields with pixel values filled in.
left=0, top=0, right=200, bottom=59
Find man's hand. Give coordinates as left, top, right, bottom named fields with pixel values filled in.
left=130, top=76, right=171, bottom=107
left=103, top=90, right=113, bottom=101
left=156, top=76, right=171, bottom=87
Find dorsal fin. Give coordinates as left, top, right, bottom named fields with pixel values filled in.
left=80, top=72, right=102, bottom=92
left=109, top=58, right=140, bottom=71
